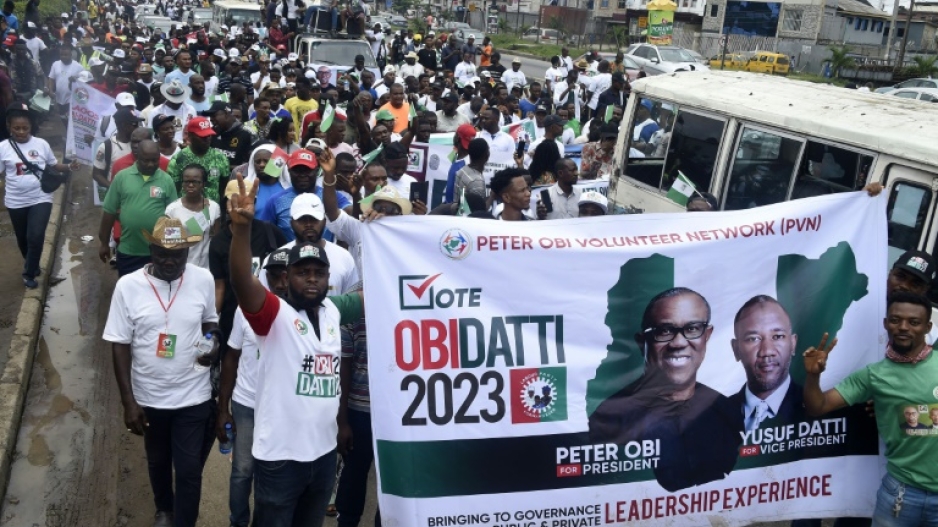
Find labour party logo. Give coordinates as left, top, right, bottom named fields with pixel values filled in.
left=294, top=318, right=309, bottom=335
left=440, top=229, right=471, bottom=260
left=510, top=367, right=567, bottom=424
left=74, top=88, right=89, bottom=105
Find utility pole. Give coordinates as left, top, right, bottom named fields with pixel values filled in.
left=884, top=0, right=900, bottom=60
left=896, top=0, right=916, bottom=70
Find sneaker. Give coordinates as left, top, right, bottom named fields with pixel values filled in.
left=23, top=278, right=38, bottom=289
left=153, top=510, right=173, bottom=527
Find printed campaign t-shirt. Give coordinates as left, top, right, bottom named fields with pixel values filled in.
left=164, top=199, right=221, bottom=268
left=244, top=289, right=363, bottom=462
left=102, top=264, right=219, bottom=409
left=0, top=136, right=57, bottom=209
left=836, top=350, right=938, bottom=491
left=228, top=308, right=259, bottom=409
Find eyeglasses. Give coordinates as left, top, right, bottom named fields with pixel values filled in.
left=643, top=322, right=709, bottom=342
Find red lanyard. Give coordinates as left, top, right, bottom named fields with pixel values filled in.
left=143, top=268, right=184, bottom=332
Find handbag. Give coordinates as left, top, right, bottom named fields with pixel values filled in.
left=8, top=139, right=68, bottom=194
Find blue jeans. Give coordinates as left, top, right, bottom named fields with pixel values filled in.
left=873, top=473, right=938, bottom=527
left=335, top=409, right=381, bottom=527
left=7, top=202, right=52, bottom=280
left=229, top=401, right=255, bottom=527
left=253, top=450, right=338, bottom=527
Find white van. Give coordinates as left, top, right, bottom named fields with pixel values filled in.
left=211, top=0, right=264, bottom=33
left=609, top=70, right=938, bottom=270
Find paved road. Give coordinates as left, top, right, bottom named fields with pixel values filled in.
left=497, top=52, right=551, bottom=83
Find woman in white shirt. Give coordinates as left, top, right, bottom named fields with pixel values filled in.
left=1, top=102, right=78, bottom=288
left=164, top=164, right=220, bottom=269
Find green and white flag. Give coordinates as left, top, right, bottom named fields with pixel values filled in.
left=666, top=170, right=696, bottom=206
left=359, top=184, right=381, bottom=209
left=408, top=101, right=418, bottom=123
left=361, top=143, right=384, bottom=166
left=320, top=100, right=335, bottom=133
left=604, top=104, right=614, bottom=123
left=456, top=187, right=471, bottom=216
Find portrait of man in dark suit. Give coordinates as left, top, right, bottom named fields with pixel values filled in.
left=729, top=295, right=804, bottom=430
left=588, top=287, right=743, bottom=492
left=902, top=406, right=929, bottom=430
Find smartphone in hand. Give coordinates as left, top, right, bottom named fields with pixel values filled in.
left=410, top=180, right=429, bottom=204
left=540, top=188, right=553, bottom=213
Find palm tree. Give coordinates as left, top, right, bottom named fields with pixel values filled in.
left=907, top=56, right=938, bottom=78
left=828, top=45, right=856, bottom=78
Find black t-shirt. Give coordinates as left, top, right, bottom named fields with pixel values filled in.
left=212, top=123, right=256, bottom=170
left=482, top=63, right=506, bottom=82
left=417, top=48, right=437, bottom=71
left=209, top=218, right=288, bottom=335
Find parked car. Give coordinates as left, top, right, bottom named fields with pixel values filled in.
left=574, top=51, right=642, bottom=81
left=522, top=27, right=564, bottom=42
left=709, top=52, right=748, bottom=70
left=888, top=87, right=938, bottom=102
left=744, top=51, right=790, bottom=75
left=686, top=49, right=708, bottom=65
left=875, top=78, right=938, bottom=94
left=625, top=43, right=710, bottom=75
left=444, top=21, right=485, bottom=45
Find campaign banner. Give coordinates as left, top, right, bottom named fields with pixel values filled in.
left=65, top=82, right=117, bottom=206
left=362, top=192, right=887, bottom=526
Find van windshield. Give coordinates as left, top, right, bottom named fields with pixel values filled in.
left=309, top=41, right=377, bottom=67
left=226, top=8, right=262, bottom=25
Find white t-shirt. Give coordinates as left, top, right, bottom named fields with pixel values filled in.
left=399, top=63, right=425, bottom=80
left=49, top=61, right=86, bottom=105
left=477, top=129, right=516, bottom=157
left=101, top=265, right=219, bottom=409
left=544, top=67, right=566, bottom=89
left=454, top=61, right=477, bottom=85
left=246, top=293, right=349, bottom=461
left=146, top=102, right=197, bottom=143
left=501, top=69, right=526, bottom=92
left=0, top=137, right=56, bottom=209
left=26, top=37, right=47, bottom=61
left=228, top=308, right=259, bottom=409
left=260, top=240, right=360, bottom=295
left=204, top=77, right=219, bottom=99
left=164, top=199, right=221, bottom=269
left=587, top=72, right=612, bottom=110
left=93, top=136, right=132, bottom=179
left=326, top=209, right=362, bottom=275
left=250, top=71, right=271, bottom=98
left=387, top=173, right=416, bottom=198
left=365, top=30, right=384, bottom=58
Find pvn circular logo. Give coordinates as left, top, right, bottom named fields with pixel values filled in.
left=439, top=229, right=472, bottom=260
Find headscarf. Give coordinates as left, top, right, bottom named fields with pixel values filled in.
left=244, top=144, right=290, bottom=189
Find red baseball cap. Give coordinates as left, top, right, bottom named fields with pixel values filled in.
left=186, top=117, right=216, bottom=138
left=288, top=149, right=318, bottom=170
left=456, top=123, right=477, bottom=149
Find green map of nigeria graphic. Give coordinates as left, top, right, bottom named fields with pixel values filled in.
left=587, top=242, right=869, bottom=416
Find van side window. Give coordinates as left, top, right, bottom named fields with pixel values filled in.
left=887, top=182, right=931, bottom=266
left=625, top=98, right=667, bottom=188
left=659, top=111, right=725, bottom=196
left=791, top=142, right=874, bottom=200
left=724, top=127, right=804, bottom=210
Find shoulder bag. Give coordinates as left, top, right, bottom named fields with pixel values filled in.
left=8, top=139, right=69, bottom=193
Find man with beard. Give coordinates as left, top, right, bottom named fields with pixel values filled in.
left=166, top=117, right=230, bottom=202
left=805, top=292, right=938, bottom=526
left=588, top=287, right=742, bottom=492
left=146, top=80, right=197, bottom=144
left=226, top=175, right=364, bottom=527
left=205, top=101, right=255, bottom=170
left=103, top=216, right=219, bottom=527
left=729, top=296, right=803, bottom=430
left=186, top=74, right=211, bottom=113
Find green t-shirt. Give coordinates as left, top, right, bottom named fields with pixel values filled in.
left=330, top=292, right=363, bottom=325
left=166, top=147, right=231, bottom=202
left=836, top=351, right=938, bottom=491
left=102, top=165, right=178, bottom=257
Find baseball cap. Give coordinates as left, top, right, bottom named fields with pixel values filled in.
left=456, top=123, right=476, bottom=149
left=202, top=100, right=231, bottom=116
left=288, top=149, right=318, bottom=170
left=579, top=191, right=608, bottom=214
left=116, top=92, right=136, bottom=107
left=151, top=113, right=175, bottom=132
left=288, top=242, right=330, bottom=267
left=375, top=109, right=395, bottom=122
left=611, top=72, right=626, bottom=83
left=264, top=248, right=291, bottom=269
left=137, top=63, right=154, bottom=73
left=288, top=52, right=299, bottom=61
left=113, top=107, right=144, bottom=124
left=186, top=117, right=216, bottom=138
left=544, top=114, right=567, bottom=128
left=228, top=48, right=240, bottom=58
left=6, top=101, right=29, bottom=117
left=112, top=48, right=126, bottom=59
left=443, top=91, right=459, bottom=102
left=535, top=104, right=548, bottom=114
left=290, top=192, right=325, bottom=221
left=512, top=57, right=521, bottom=64
left=213, top=48, right=226, bottom=59
left=640, top=99, right=654, bottom=111
left=893, top=250, right=937, bottom=284
left=384, top=64, right=397, bottom=74
left=76, top=71, right=94, bottom=83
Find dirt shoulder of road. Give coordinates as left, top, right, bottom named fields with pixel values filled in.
left=0, top=130, right=70, bottom=504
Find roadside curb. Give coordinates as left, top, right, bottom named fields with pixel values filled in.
left=0, top=177, right=69, bottom=502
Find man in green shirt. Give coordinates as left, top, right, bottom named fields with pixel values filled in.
left=99, top=140, right=179, bottom=276
left=166, top=117, right=231, bottom=202
left=804, top=291, right=938, bottom=526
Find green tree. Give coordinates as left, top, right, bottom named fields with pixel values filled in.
left=828, top=45, right=856, bottom=78
left=907, top=55, right=938, bottom=78
left=547, top=15, right=564, bottom=44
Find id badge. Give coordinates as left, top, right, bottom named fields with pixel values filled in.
left=157, top=333, right=177, bottom=358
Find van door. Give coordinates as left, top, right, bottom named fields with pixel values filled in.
left=883, top=165, right=938, bottom=268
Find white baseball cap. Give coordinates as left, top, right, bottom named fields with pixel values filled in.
left=112, top=48, right=126, bottom=59
left=290, top=192, right=325, bottom=221
left=116, top=92, right=136, bottom=107
left=228, top=48, right=240, bottom=58
left=578, top=191, right=608, bottom=214
left=213, top=48, right=226, bottom=58
left=288, top=52, right=298, bottom=61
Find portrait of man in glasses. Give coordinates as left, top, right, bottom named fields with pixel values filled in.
left=588, top=287, right=743, bottom=492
